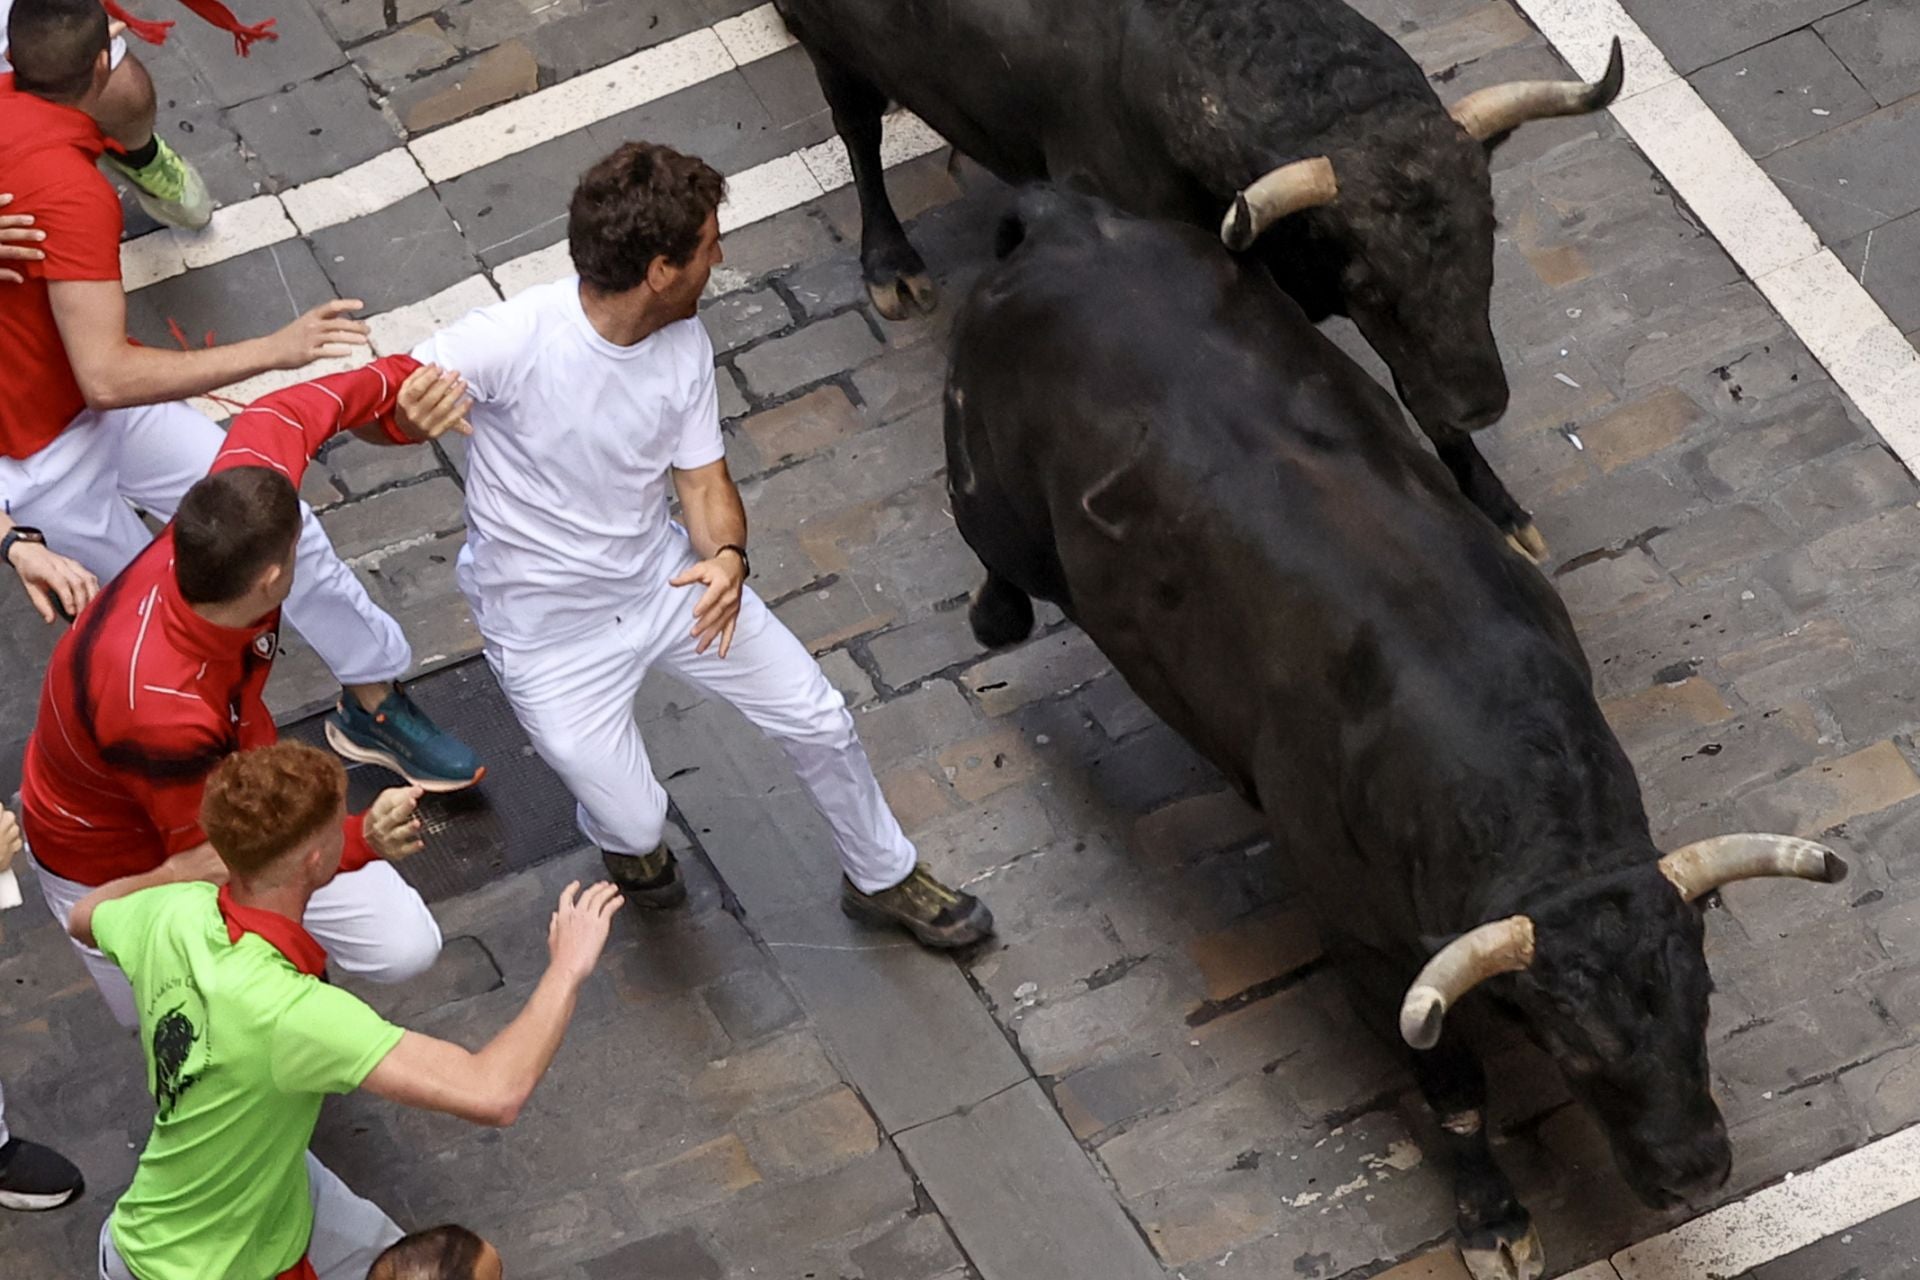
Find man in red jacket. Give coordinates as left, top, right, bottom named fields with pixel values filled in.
left=20, top=353, right=475, bottom=1025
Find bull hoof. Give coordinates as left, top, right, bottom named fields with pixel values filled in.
left=1459, top=1223, right=1545, bottom=1280
left=969, top=576, right=1034, bottom=649
left=867, top=272, right=939, bottom=321
left=1504, top=522, right=1549, bottom=564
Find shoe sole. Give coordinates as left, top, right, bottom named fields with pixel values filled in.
left=0, top=1182, right=83, bottom=1212
left=324, top=721, right=486, bottom=794
left=841, top=895, right=996, bottom=949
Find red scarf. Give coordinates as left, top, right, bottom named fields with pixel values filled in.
left=101, top=0, right=277, bottom=57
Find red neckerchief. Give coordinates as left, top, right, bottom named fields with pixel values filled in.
left=216, top=886, right=327, bottom=977
left=100, top=0, right=278, bottom=57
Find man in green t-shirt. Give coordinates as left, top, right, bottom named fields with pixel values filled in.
left=69, top=742, right=623, bottom=1280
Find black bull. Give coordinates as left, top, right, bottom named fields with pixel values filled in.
left=945, top=188, right=1847, bottom=1280
left=775, top=0, right=1622, bottom=554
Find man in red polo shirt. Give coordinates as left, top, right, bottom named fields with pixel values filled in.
left=21, top=352, right=475, bottom=1025
left=0, top=0, right=482, bottom=793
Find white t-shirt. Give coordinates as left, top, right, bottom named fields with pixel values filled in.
left=412, top=277, right=725, bottom=649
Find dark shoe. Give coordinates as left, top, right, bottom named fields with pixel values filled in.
left=842, top=865, right=994, bottom=949
left=0, top=1137, right=84, bottom=1212
left=603, top=844, right=687, bottom=909
left=325, top=686, right=485, bottom=793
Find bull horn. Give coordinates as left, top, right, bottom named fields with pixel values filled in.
left=1221, top=156, right=1339, bottom=251
left=1448, top=36, right=1626, bottom=142
left=1398, top=915, right=1535, bottom=1051
left=1657, top=834, right=1849, bottom=902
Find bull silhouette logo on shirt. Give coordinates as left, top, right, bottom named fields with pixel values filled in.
left=153, top=1004, right=203, bottom=1119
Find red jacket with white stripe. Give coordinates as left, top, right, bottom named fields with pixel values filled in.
left=20, top=356, right=421, bottom=886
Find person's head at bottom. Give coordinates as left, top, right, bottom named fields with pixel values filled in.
left=368, top=1225, right=502, bottom=1280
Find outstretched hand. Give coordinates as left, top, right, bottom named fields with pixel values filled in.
left=395, top=364, right=473, bottom=440
left=269, top=299, right=370, bottom=370
left=366, top=785, right=427, bottom=860
left=0, top=804, right=20, bottom=875
left=547, top=880, right=623, bottom=983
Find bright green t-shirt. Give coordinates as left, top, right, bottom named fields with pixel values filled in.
left=94, top=883, right=404, bottom=1280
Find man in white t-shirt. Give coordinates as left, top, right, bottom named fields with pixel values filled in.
left=413, top=142, right=993, bottom=949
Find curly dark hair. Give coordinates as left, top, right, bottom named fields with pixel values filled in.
left=569, top=141, right=726, bottom=293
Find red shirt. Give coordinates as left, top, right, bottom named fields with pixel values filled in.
left=20, top=355, right=422, bottom=885
left=0, top=75, right=123, bottom=460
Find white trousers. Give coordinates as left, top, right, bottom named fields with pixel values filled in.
left=99, top=1152, right=401, bottom=1280
left=482, top=572, right=917, bottom=894
left=0, top=1078, right=9, bottom=1149
left=33, top=855, right=443, bottom=1029
left=0, top=402, right=411, bottom=686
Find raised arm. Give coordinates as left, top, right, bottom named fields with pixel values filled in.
left=360, top=882, right=622, bottom=1126
left=49, top=280, right=372, bottom=412
left=210, top=355, right=470, bottom=492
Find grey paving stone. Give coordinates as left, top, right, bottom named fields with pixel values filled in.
left=896, top=1080, right=1168, bottom=1280
left=442, top=126, right=603, bottom=266
left=706, top=1148, right=917, bottom=1274
left=437, top=0, right=540, bottom=50
left=581, top=1228, right=724, bottom=1280
left=526, top=0, right=707, bottom=81
left=1617, top=0, right=1858, bottom=74
left=736, top=313, right=885, bottom=399
left=353, top=18, right=463, bottom=92
left=362, top=533, right=481, bottom=670
left=784, top=249, right=866, bottom=317
left=1770, top=445, right=1915, bottom=536
left=712, top=207, right=839, bottom=288
left=869, top=613, right=985, bottom=690
left=959, top=630, right=1111, bottom=717
left=166, top=0, right=349, bottom=108
left=701, top=288, right=790, bottom=354
left=752, top=904, right=1028, bottom=1133
left=1817, top=1, right=1920, bottom=107
left=311, top=189, right=479, bottom=313
left=702, top=966, right=805, bottom=1046
left=1647, top=502, right=1793, bottom=585
left=124, top=239, right=338, bottom=349
left=1835, top=206, right=1920, bottom=332
left=1689, top=31, right=1878, bottom=158
left=319, top=434, right=445, bottom=497
left=339, top=933, right=502, bottom=1021
left=318, top=476, right=468, bottom=558
left=851, top=344, right=947, bottom=424
left=228, top=69, right=403, bottom=189
left=1763, top=97, right=1920, bottom=242
left=848, top=1214, right=966, bottom=1280
left=717, top=368, right=749, bottom=422
left=585, top=68, right=838, bottom=181
left=737, top=43, right=830, bottom=132
left=312, top=0, right=387, bottom=44
left=126, top=40, right=270, bottom=208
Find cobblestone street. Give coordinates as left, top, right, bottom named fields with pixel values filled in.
left=8, top=0, right=1920, bottom=1276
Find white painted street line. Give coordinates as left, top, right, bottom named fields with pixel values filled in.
left=409, top=27, right=735, bottom=182
left=1611, top=1122, right=1920, bottom=1277
left=1512, top=0, right=1920, bottom=475
left=282, top=148, right=432, bottom=235
left=367, top=275, right=505, bottom=356
left=119, top=3, right=799, bottom=288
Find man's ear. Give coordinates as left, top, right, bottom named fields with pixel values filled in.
left=645, top=253, right=676, bottom=293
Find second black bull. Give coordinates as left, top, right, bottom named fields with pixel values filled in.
left=775, top=0, right=1623, bottom=557
left=945, top=187, right=1848, bottom=1280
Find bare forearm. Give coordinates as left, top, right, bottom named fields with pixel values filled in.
left=468, top=965, right=585, bottom=1123
left=77, top=338, right=279, bottom=410
left=683, top=485, right=747, bottom=560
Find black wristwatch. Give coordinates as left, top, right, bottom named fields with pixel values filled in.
left=717, top=543, right=751, bottom=577
left=0, top=526, right=46, bottom=568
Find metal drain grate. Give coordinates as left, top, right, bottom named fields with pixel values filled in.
left=282, top=657, right=582, bottom=903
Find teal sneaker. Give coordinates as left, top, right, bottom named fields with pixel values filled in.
left=324, top=686, right=485, bottom=793
left=103, top=136, right=213, bottom=231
